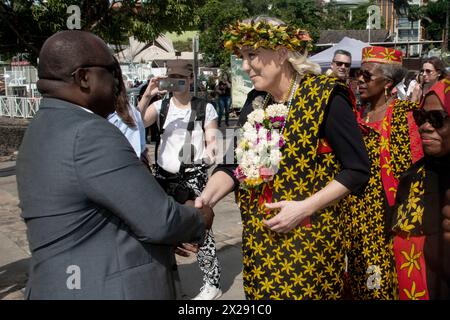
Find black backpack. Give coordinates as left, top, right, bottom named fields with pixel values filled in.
left=154, top=96, right=207, bottom=166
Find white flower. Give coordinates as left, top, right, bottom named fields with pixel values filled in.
left=243, top=122, right=253, bottom=132
left=266, top=103, right=288, bottom=118
left=252, top=96, right=265, bottom=110
left=269, top=149, right=281, bottom=165
left=234, top=101, right=288, bottom=188
left=247, top=109, right=265, bottom=124
left=243, top=130, right=258, bottom=145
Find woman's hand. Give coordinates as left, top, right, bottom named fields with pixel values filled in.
left=143, top=76, right=166, bottom=99
left=410, top=83, right=423, bottom=103
left=264, top=180, right=350, bottom=234
left=263, top=200, right=314, bottom=233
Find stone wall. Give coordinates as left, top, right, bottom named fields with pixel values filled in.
left=0, top=117, right=29, bottom=157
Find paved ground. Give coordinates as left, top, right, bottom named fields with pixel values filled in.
left=0, top=122, right=246, bottom=300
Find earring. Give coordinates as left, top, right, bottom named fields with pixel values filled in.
left=384, top=87, right=389, bottom=100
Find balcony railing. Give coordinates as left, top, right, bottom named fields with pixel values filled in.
left=0, top=96, right=41, bottom=118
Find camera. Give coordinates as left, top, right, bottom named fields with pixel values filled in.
left=158, top=78, right=187, bottom=92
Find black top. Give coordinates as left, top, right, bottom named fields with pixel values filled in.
left=214, top=88, right=370, bottom=194
left=393, top=155, right=450, bottom=299
left=217, top=81, right=231, bottom=97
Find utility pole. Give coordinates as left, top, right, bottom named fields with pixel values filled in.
left=444, top=0, right=449, bottom=51
left=193, top=35, right=199, bottom=97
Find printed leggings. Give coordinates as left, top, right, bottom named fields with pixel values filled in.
left=156, top=165, right=221, bottom=288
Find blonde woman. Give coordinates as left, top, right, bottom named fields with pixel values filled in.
left=195, top=16, right=369, bottom=299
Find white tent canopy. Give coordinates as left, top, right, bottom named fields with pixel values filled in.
left=309, top=37, right=369, bottom=69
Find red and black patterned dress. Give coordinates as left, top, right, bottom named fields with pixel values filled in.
left=390, top=79, right=450, bottom=300
left=344, top=99, right=423, bottom=299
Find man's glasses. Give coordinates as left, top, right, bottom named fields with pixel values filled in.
left=71, top=63, right=117, bottom=77
left=333, top=60, right=351, bottom=68
left=420, top=69, right=435, bottom=74
left=413, top=109, right=449, bottom=129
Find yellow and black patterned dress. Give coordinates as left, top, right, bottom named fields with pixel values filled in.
left=343, top=100, right=423, bottom=299
left=236, top=74, right=361, bottom=299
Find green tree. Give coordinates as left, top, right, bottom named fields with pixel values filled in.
left=267, top=0, right=322, bottom=28
left=0, top=0, right=205, bottom=65
left=198, top=0, right=328, bottom=68
left=344, top=2, right=374, bottom=30
left=197, top=0, right=249, bottom=68
left=421, top=0, right=449, bottom=51
left=320, top=1, right=350, bottom=30
left=173, top=39, right=193, bottom=52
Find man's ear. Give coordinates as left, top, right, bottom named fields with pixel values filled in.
left=277, top=47, right=289, bottom=64
left=73, top=69, right=90, bottom=89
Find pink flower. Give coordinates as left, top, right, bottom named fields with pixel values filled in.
left=234, top=167, right=247, bottom=182
left=259, top=167, right=274, bottom=181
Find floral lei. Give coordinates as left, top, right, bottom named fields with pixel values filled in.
left=222, top=20, right=313, bottom=56
left=234, top=74, right=299, bottom=189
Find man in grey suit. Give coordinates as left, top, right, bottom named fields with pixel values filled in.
left=16, top=30, right=213, bottom=299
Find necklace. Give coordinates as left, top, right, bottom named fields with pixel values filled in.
left=365, top=99, right=391, bottom=123
left=286, top=73, right=299, bottom=111
left=263, top=73, right=299, bottom=111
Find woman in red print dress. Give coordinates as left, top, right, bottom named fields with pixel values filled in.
left=391, top=77, right=450, bottom=299
left=344, top=46, right=423, bottom=299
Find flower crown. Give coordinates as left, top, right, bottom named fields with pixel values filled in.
left=222, top=20, right=313, bottom=56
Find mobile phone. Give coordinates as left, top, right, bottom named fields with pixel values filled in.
left=158, top=78, right=187, bottom=92
left=417, top=74, right=424, bottom=84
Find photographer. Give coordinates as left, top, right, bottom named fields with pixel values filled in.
left=138, top=60, right=222, bottom=300
left=215, top=74, right=232, bottom=127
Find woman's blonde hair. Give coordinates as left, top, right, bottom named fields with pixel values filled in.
left=242, top=16, right=321, bottom=77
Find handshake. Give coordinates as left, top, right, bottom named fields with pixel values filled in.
left=184, top=197, right=214, bottom=230
left=178, top=197, right=214, bottom=257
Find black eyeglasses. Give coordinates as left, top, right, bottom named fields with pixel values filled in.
left=71, top=63, right=117, bottom=77
left=333, top=60, right=351, bottom=68
left=413, top=109, right=449, bottom=129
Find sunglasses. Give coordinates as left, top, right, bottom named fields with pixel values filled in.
left=413, top=109, right=449, bottom=129
left=71, top=63, right=117, bottom=77
left=356, top=69, right=378, bottom=82
left=420, top=69, right=435, bottom=74
left=333, top=60, right=351, bottom=68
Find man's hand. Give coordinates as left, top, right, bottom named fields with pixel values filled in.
left=186, top=199, right=214, bottom=229
left=175, top=243, right=199, bottom=257
left=443, top=189, right=450, bottom=243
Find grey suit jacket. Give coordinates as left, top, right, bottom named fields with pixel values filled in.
left=16, top=98, right=205, bottom=299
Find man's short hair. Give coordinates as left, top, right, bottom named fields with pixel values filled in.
left=333, top=49, right=352, bottom=60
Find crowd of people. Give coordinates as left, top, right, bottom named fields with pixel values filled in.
left=15, top=15, right=450, bottom=300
